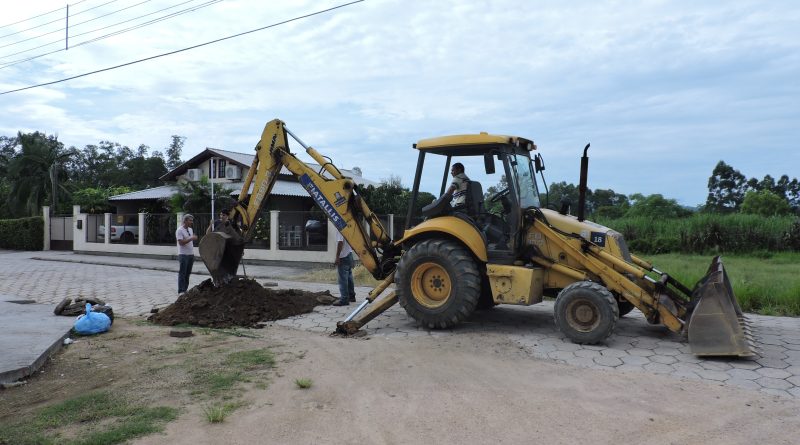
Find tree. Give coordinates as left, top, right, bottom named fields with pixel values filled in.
left=590, top=188, right=629, bottom=218
left=547, top=181, right=581, bottom=213
left=72, top=186, right=133, bottom=214
left=740, top=190, right=792, bottom=217
left=169, top=176, right=234, bottom=214
left=166, top=135, right=185, bottom=170
left=625, top=194, right=691, bottom=219
left=705, top=161, right=748, bottom=212
left=6, top=132, right=73, bottom=216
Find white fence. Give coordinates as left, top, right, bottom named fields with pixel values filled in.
left=42, top=206, right=396, bottom=264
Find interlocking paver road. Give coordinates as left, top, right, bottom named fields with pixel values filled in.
left=2, top=250, right=799, bottom=398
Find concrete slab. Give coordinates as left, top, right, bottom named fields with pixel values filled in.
left=0, top=294, right=75, bottom=384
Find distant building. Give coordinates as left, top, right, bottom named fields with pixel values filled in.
left=108, top=147, right=376, bottom=214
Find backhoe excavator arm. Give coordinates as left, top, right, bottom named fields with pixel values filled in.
left=200, top=119, right=399, bottom=287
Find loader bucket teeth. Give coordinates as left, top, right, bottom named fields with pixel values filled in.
left=687, top=256, right=755, bottom=357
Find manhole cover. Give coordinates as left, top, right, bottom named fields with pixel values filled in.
left=6, top=300, right=36, bottom=304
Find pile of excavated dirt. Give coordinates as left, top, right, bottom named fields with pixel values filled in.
left=149, top=278, right=336, bottom=328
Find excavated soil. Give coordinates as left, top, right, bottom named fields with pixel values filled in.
left=149, top=278, right=335, bottom=328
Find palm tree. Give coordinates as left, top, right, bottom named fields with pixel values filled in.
left=6, top=132, right=73, bottom=216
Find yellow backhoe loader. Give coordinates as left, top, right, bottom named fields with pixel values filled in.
left=199, top=119, right=753, bottom=357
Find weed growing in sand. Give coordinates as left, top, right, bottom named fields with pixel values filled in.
left=0, top=391, right=177, bottom=445
left=225, top=349, right=276, bottom=370
left=295, top=378, right=313, bottom=389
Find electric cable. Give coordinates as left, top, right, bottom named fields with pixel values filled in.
left=0, top=0, right=120, bottom=39
left=0, top=1, right=152, bottom=50
left=0, top=0, right=90, bottom=30
left=0, top=0, right=365, bottom=95
left=0, top=0, right=211, bottom=63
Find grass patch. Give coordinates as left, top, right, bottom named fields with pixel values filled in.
left=201, top=402, right=242, bottom=423
left=294, top=378, right=313, bottom=389
left=0, top=392, right=177, bottom=445
left=647, top=252, right=800, bottom=316
left=225, top=349, right=276, bottom=370
left=290, top=264, right=378, bottom=286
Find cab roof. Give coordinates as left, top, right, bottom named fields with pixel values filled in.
left=414, top=132, right=536, bottom=156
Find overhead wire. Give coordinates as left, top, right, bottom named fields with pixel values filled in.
left=0, top=1, right=153, bottom=50
left=0, top=0, right=221, bottom=68
left=0, top=0, right=91, bottom=30
left=0, top=0, right=366, bottom=95
left=0, top=0, right=120, bottom=39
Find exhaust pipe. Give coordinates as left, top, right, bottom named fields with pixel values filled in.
left=577, top=143, right=590, bottom=222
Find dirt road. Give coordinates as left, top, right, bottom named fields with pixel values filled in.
left=136, top=325, right=798, bottom=445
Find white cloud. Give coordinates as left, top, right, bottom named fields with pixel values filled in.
left=0, top=0, right=798, bottom=205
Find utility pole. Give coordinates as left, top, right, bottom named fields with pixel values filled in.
left=210, top=158, right=215, bottom=221
left=65, top=5, right=69, bottom=50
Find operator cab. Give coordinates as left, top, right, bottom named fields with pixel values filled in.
left=407, top=132, right=543, bottom=264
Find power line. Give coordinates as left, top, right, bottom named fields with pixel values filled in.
left=0, top=0, right=220, bottom=67
left=1, top=0, right=365, bottom=95
left=0, top=0, right=119, bottom=39
left=0, top=1, right=153, bottom=50
left=0, top=1, right=90, bottom=30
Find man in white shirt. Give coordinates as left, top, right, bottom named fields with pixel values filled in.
left=332, top=230, right=356, bottom=306
left=447, top=162, right=470, bottom=210
left=176, top=214, right=198, bottom=294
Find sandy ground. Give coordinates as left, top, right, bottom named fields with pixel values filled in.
left=3, top=318, right=798, bottom=445
left=135, top=325, right=799, bottom=445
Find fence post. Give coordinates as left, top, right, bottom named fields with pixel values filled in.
left=104, top=213, right=111, bottom=245
left=73, top=205, right=81, bottom=250
left=270, top=210, right=279, bottom=250
left=42, top=206, right=50, bottom=251
left=388, top=214, right=394, bottom=239
left=138, top=213, right=145, bottom=246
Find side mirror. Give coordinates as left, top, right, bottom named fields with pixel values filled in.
left=534, top=154, right=545, bottom=173
left=484, top=153, right=495, bottom=174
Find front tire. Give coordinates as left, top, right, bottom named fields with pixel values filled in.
left=554, top=281, right=619, bottom=344
left=396, top=239, right=481, bottom=329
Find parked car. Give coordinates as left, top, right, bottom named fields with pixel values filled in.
left=98, top=216, right=138, bottom=243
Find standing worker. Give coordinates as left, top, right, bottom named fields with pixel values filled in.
left=176, top=214, right=198, bottom=294
left=332, top=231, right=356, bottom=306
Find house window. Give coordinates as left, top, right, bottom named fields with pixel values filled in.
left=218, top=159, right=227, bottom=178
left=208, top=159, right=227, bottom=178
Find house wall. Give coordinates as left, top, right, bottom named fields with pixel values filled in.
left=67, top=206, right=361, bottom=264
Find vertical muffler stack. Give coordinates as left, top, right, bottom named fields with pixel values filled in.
left=687, top=256, right=755, bottom=357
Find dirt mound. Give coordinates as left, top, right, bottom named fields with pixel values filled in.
left=149, top=278, right=336, bottom=328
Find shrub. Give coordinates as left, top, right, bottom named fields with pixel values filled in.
left=0, top=216, right=43, bottom=250
left=596, top=214, right=797, bottom=254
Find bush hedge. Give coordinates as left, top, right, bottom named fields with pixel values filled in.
left=0, top=216, right=44, bottom=250
left=594, top=214, right=799, bottom=255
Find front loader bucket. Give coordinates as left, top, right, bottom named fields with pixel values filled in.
left=687, top=256, right=754, bottom=357
left=199, top=227, right=244, bottom=286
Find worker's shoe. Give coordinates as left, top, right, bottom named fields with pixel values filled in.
left=332, top=301, right=349, bottom=306
left=349, top=295, right=356, bottom=302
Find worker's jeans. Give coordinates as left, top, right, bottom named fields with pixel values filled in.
left=178, top=254, right=194, bottom=294
left=337, top=253, right=355, bottom=304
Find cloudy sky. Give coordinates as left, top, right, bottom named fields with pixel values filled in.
left=1, top=0, right=798, bottom=206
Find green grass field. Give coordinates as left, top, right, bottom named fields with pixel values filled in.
left=645, top=252, right=800, bottom=316
left=292, top=253, right=800, bottom=316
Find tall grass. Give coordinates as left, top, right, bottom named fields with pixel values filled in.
left=595, top=214, right=799, bottom=254
left=646, top=252, right=800, bottom=316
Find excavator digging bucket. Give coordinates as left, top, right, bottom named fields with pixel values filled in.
left=199, top=226, right=244, bottom=286
left=687, top=256, right=754, bottom=357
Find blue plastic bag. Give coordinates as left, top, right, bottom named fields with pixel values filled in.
left=74, top=303, right=111, bottom=335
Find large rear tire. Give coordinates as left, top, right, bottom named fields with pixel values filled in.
left=396, top=239, right=481, bottom=329
left=554, top=281, right=619, bottom=344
